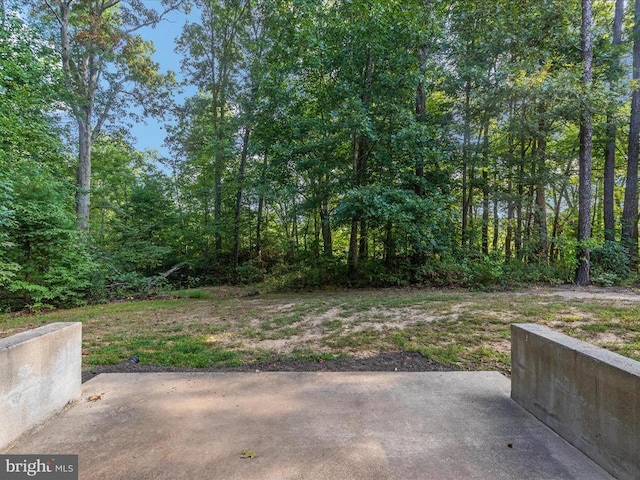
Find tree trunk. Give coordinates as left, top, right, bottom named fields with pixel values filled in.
left=59, top=1, right=95, bottom=231
left=524, top=183, right=534, bottom=259
left=415, top=44, right=428, bottom=198
left=76, top=120, right=92, bottom=231
left=505, top=193, right=514, bottom=261
left=604, top=0, right=625, bottom=242
left=467, top=165, right=475, bottom=247
left=550, top=159, right=573, bottom=263
left=604, top=117, right=616, bottom=241
left=534, top=123, right=548, bottom=263
left=534, top=182, right=548, bottom=262
left=481, top=123, right=490, bottom=255
left=359, top=219, right=368, bottom=260
left=504, top=99, right=516, bottom=262
left=461, top=84, right=471, bottom=248
left=515, top=102, right=531, bottom=261
left=592, top=181, right=600, bottom=232
left=492, top=172, right=499, bottom=253
left=255, top=153, right=268, bottom=259
left=482, top=165, right=489, bottom=255
left=347, top=220, right=359, bottom=281
left=232, top=126, right=251, bottom=267
left=623, top=0, right=640, bottom=269
left=384, top=221, right=395, bottom=267
left=576, top=0, right=593, bottom=285
left=348, top=47, right=373, bottom=281
left=320, top=200, right=332, bottom=257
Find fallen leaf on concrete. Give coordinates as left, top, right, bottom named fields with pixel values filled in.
left=87, top=394, right=103, bottom=402
left=240, top=449, right=256, bottom=459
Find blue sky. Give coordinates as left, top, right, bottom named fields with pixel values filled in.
left=129, top=2, right=196, bottom=159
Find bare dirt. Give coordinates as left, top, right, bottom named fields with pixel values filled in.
left=82, top=351, right=454, bottom=383
left=516, top=285, right=640, bottom=302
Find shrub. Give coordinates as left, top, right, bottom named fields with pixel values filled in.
left=590, top=241, right=630, bottom=286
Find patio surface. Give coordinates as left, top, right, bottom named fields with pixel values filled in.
left=6, top=371, right=615, bottom=479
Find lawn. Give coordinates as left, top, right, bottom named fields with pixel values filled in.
left=1, top=286, right=639, bottom=374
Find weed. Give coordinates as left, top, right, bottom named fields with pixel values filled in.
left=322, top=319, right=343, bottom=332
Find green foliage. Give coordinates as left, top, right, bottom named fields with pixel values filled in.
left=86, top=137, right=183, bottom=301
left=2, top=162, right=97, bottom=310
left=235, top=260, right=266, bottom=285
left=0, top=11, right=97, bottom=310
left=2, top=0, right=638, bottom=306
left=591, top=241, right=631, bottom=286
left=462, top=255, right=505, bottom=290
left=267, top=255, right=347, bottom=291
left=0, top=176, right=20, bottom=287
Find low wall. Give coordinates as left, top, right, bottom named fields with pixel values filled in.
left=511, top=323, right=639, bottom=480
left=0, top=322, right=82, bottom=451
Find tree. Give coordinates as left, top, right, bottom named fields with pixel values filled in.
left=159, top=0, right=632, bottom=288
left=623, top=0, right=640, bottom=268
left=173, top=0, right=249, bottom=259
left=575, top=0, right=593, bottom=285
left=0, top=8, right=96, bottom=308
left=30, top=0, right=186, bottom=230
left=603, top=0, right=625, bottom=242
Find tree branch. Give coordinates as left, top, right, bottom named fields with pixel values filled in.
left=92, top=84, right=123, bottom=142
left=43, top=0, right=62, bottom=25
left=101, top=0, right=120, bottom=10
left=123, top=0, right=187, bottom=36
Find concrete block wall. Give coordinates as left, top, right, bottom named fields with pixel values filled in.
left=511, top=323, right=640, bottom=480
left=0, top=322, right=82, bottom=451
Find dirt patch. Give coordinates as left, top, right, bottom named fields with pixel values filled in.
left=517, top=285, right=640, bottom=302
left=486, top=338, right=511, bottom=356
left=594, top=332, right=625, bottom=345
left=82, top=351, right=455, bottom=383
left=6, top=285, right=639, bottom=381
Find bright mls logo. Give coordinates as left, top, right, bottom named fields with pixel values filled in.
left=0, top=455, right=77, bottom=480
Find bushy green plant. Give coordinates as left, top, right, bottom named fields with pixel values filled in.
left=235, top=260, right=266, bottom=284
left=356, top=259, right=409, bottom=287
left=266, top=255, right=347, bottom=291
left=0, top=177, right=20, bottom=287
left=501, top=261, right=567, bottom=285
left=462, top=255, right=505, bottom=290
left=415, top=257, right=466, bottom=286
left=91, top=269, right=172, bottom=301
left=590, top=241, right=630, bottom=286
left=1, top=162, right=98, bottom=310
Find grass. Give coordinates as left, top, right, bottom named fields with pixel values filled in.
left=1, top=286, right=639, bottom=374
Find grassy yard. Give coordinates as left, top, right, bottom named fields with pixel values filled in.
left=1, top=286, right=639, bottom=374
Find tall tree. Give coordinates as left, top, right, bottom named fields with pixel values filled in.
left=623, top=0, right=640, bottom=267
left=603, top=0, right=625, bottom=242
left=175, top=0, right=249, bottom=258
left=575, top=0, right=593, bottom=285
left=32, top=0, right=185, bottom=230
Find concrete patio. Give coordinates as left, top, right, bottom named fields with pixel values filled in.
left=5, top=371, right=614, bottom=480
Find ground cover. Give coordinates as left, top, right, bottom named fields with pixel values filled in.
left=1, top=285, right=639, bottom=376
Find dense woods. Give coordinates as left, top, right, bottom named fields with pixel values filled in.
left=2, top=0, right=640, bottom=310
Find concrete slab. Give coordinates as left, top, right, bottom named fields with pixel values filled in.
left=6, top=372, right=613, bottom=480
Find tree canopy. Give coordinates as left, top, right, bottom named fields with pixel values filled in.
left=2, top=0, right=640, bottom=309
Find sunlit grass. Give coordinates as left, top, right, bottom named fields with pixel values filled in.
left=1, top=286, right=639, bottom=374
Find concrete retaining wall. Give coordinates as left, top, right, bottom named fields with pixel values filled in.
left=0, top=322, right=82, bottom=451
left=511, top=323, right=640, bottom=480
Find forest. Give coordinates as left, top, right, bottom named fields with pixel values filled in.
left=1, top=0, right=639, bottom=310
